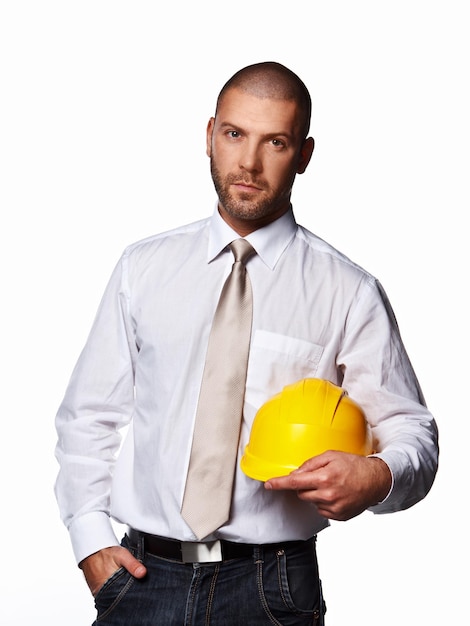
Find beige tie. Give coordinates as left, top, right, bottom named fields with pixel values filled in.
left=181, top=238, right=255, bottom=540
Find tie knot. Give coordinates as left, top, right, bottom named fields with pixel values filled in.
left=230, top=239, right=255, bottom=265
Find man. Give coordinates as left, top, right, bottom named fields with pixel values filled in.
left=55, top=62, right=438, bottom=625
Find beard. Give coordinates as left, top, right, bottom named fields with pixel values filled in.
left=210, top=158, right=294, bottom=223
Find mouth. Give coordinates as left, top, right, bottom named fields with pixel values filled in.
left=232, top=181, right=263, bottom=193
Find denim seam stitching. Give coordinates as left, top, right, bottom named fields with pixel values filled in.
left=184, top=566, right=202, bottom=626
left=256, top=558, right=283, bottom=626
left=205, top=564, right=220, bottom=625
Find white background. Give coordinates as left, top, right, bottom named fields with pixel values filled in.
left=1, top=1, right=468, bottom=624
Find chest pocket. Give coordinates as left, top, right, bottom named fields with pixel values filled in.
left=245, top=330, right=324, bottom=413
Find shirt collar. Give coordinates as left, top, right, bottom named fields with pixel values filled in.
left=208, top=204, right=297, bottom=270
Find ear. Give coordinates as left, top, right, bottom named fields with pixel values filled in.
left=296, top=137, right=315, bottom=174
left=206, top=117, right=215, bottom=157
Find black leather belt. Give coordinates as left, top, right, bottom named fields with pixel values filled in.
left=128, top=528, right=310, bottom=564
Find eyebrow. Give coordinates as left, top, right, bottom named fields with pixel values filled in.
left=218, top=120, right=295, bottom=142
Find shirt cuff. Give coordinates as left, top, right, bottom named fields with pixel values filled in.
left=367, top=453, right=394, bottom=506
left=69, top=511, right=120, bottom=566
left=367, top=449, right=413, bottom=513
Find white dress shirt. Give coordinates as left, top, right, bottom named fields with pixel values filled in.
left=55, top=207, right=438, bottom=564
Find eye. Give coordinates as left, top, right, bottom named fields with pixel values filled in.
left=227, top=130, right=241, bottom=139
left=271, top=138, right=286, bottom=148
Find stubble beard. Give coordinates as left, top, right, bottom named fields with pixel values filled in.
left=210, top=159, right=291, bottom=222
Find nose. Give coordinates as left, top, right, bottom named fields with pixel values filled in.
left=239, top=139, right=262, bottom=173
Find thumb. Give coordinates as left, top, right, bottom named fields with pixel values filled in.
left=119, top=548, right=147, bottom=578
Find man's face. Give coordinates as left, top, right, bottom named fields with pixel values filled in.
left=206, top=88, right=313, bottom=235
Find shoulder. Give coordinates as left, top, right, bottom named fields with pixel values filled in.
left=294, top=224, right=377, bottom=287
left=122, top=217, right=210, bottom=261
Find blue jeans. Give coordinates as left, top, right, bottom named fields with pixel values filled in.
left=92, top=533, right=326, bottom=625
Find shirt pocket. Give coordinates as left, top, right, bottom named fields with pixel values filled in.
left=245, top=330, right=324, bottom=413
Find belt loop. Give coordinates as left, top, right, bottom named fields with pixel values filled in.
left=128, top=527, right=145, bottom=560
left=253, top=544, right=263, bottom=563
left=137, top=532, right=145, bottom=560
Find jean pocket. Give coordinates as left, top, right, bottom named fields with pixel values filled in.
left=94, top=567, right=135, bottom=621
left=258, top=542, right=325, bottom=625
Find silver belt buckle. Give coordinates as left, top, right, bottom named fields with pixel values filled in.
left=181, top=540, right=223, bottom=563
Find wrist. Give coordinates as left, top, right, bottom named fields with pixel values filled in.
left=368, top=456, right=393, bottom=504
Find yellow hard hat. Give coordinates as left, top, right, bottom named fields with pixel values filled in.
left=241, top=378, right=373, bottom=481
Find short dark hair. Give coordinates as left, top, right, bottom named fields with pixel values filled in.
left=216, top=61, right=312, bottom=139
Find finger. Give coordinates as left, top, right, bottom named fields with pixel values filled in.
left=295, top=451, right=336, bottom=472
left=295, top=487, right=341, bottom=517
left=265, top=469, right=319, bottom=492
left=264, top=474, right=293, bottom=490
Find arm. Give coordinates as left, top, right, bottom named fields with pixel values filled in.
left=267, top=278, right=438, bottom=519
left=54, top=254, right=137, bottom=565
